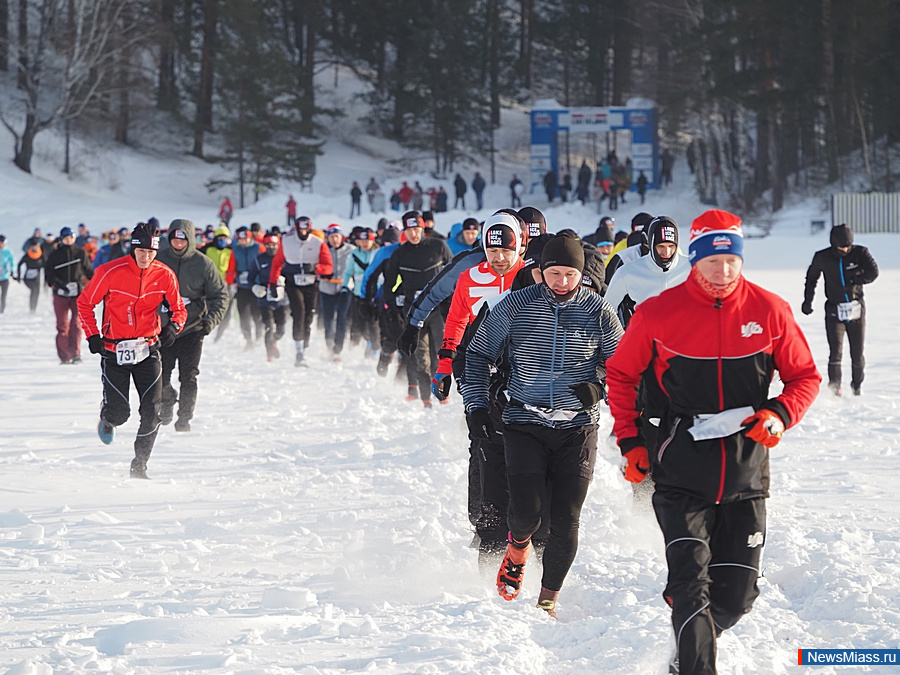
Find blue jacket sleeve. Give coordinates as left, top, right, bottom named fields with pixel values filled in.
left=407, top=248, right=485, bottom=328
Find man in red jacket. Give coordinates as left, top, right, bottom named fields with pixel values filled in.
left=606, top=210, right=820, bottom=675
left=78, top=223, right=187, bottom=479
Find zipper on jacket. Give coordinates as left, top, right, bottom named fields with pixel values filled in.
left=714, top=297, right=726, bottom=504
left=550, top=303, right=559, bottom=407
left=657, top=418, right=681, bottom=463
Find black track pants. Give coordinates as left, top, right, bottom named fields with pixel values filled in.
left=100, top=350, right=162, bottom=459
left=653, top=490, right=766, bottom=675
left=825, top=307, right=865, bottom=389
left=285, top=283, right=318, bottom=345
left=161, top=330, right=205, bottom=422
left=502, top=423, right=596, bottom=591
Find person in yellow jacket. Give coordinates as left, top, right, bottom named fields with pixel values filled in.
left=206, top=225, right=236, bottom=341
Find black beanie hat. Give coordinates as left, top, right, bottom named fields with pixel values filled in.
left=540, top=235, right=585, bottom=273
left=631, top=212, right=654, bottom=232
left=381, top=226, right=400, bottom=243
left=401, top=210, right=423, bottom=229
left=581, top=244, right=606, bottom=291
left=830, top=224, right=853, bottom=248
left=518, top=206, right=547, bottom=238
left=131, top=222, right=161, bottom=251
left=648, top=216, right=679, bottom=271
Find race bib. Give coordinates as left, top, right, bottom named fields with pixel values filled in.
left=395, top=294, right=406, bottom=307
left=294, top=273, right=316, bottom=286
left=25, top=269, right=38, bottom=280
left=238, top=271, right=249, bottom=285
left=57, top=281, right=79, bottom=297
left=837, top=300, right=861, bottom=322
left=116, top=338, right=150, bottom=366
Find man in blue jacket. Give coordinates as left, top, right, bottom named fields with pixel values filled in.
left=462, top=235, right=623, bottom=617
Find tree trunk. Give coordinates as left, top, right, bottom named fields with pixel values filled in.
left=821, top=0, right=839, bottom=182
left=17, top=0, right=26, bottom=89
left=300, top=0, right=317, bottom=137
left=157, top=0, right=178, bottom=111
left=192, top=0, right=217, bottom=157
left=14, top=111, right=37, bottom=173
left=0, top=0, right=8, bottom=71
left=611, top=0, right=632, bottom=106
left=518, top=0, right=532, bottom=89
left=487, top=0, right=499, bottom=126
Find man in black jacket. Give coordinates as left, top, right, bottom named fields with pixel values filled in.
left=45, top=226, right=94, bottom=364
left=382, top=211, right=452, bottom=407
left=803, top=223, right=879, bottom=396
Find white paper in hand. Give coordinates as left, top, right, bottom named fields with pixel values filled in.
left=688, top=406, right=756, bottom=441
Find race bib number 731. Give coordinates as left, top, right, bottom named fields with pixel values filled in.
left=116, top=338, right=150, bottom=366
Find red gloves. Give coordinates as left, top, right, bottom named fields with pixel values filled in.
left=741, top=409, right=785, bottom=448
left=622, top=447, right=650, bottom=484
left=432, top=357, right=453, bottom=401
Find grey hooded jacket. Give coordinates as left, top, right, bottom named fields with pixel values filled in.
left=156, top=218, right=228, bottom=336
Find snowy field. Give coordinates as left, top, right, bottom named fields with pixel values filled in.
left=2, top=83, right=900, bottom=673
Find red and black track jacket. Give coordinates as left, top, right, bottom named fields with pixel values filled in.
left=606, top=274, right=820, bottom=504
left=78, top=256, right=187, bottom=348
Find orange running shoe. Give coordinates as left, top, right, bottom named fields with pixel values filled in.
left=496, top=535, right=531, bottom=601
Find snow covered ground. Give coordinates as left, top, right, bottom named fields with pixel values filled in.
left=2, top=73, right=900, bottom=673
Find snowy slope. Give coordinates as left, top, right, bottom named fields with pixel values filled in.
left=2, top=72, right=900, bottom=674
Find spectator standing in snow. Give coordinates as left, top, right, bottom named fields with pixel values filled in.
left=453, top=173, right=467, bottom=209
left=560, top=170, right=572, bottom=202
left=286, top=194, right=297, bottom=228
left=509, top=174, right=523, bottom=208
left=365, top=178, right=379, bottom=212
left=350, top=181, right=363, bottom=219
left=543, top=169, right=557, bottom=203
left=636, top=171, right=648, bottom=204
left=390, top=190, right=401, bottom=211
left=413, top=182, right=425, bottom=211
left=802, top=223, right=878, bottom=396
left=436, top=187, right=449, bottom=213
left=398, top=181, right=414, bottom=210
left=472, top=172, right=486, bottom=210
left=606, top=209, right=821, bottom=675
left=218, top=197, right=234, bottom=225
left=372, top=189, right=386, bottom=213
left=661, top=149, right=674, bottom=186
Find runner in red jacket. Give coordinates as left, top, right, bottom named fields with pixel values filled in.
left=78, top=223, right=187, bottom=479
left=432, top=213, right=525, bottom=400
left=606, top=210, right=820, bottom=675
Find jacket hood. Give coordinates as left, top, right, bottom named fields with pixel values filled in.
left=168, top=219, right=197, bottom=258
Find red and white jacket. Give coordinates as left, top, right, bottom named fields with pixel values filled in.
left=77, top=256, right=187, bottom=348
left=606, top=273, right=820, bottom=504
left=269, top=230, right=333, bottom=286
left=436, top=259, right=525, bottom=374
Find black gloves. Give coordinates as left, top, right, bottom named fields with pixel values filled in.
left=160, top=322, right=179, bottom=347
left=570, top=381, right=607, bottom=408
left=801, top=301, right=813, bottom=315
left=397, top=325, right=420, bottom=357
left=199, top=321, right=213, bottom=337
left=465, top=407, right=495, bottom=440
left=87, top=334, right=106, bottom=355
